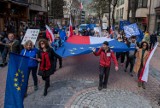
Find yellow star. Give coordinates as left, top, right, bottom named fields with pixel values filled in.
left=22, top=79, right=24, bottom=82
left=18, top=69, right=21, bottom=72
left=14, top=83, right=18, bottom=87
left=22, top=75, right=24, bottom=78
left=17, top=87, right=21, bottom=91
left=15, top=73, right=19, bottom=77
left=14, top=78, right=18, bottom=82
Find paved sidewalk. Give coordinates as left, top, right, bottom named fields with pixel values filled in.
left=1, top=47, right=160, bottom=108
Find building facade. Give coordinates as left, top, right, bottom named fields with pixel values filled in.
left=28, top=0, right=48, bottom=28
left=63, top=0, right=81, bottom=26
left=0, top=0, right=29, bottom=34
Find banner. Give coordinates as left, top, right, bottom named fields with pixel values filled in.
left=21, top=29, right=40, bottom=45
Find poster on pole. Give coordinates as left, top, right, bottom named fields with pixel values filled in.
left=21, top=29, right=40, bottom=45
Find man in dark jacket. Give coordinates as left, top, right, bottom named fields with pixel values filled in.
left=92, top=41, right=119, bottom=91
left=0, top=33, right=20, bottom=66
left=150, top=32, right=157, bottom=49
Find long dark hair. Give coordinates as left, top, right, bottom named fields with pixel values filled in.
left=140, top=41, right=149, bottom=50
left=38, top=39, right=50, bottom=49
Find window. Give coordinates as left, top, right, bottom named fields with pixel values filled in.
left=120, top=8, right=124, bottom=19
left=116, top=10, right=119, bottom=19
left=138, top=0, right=148, bottom=8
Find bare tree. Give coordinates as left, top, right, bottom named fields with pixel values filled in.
left=111, top=0, right=119, bottom=26
left=130, top=0, right=138, bottom=23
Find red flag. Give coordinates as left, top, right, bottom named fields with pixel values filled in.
left=46, top=25, right=54, bottom=42
left=69, top=17, right=73, bottom=37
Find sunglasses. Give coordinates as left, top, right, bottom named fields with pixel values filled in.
left=40, top=42, right=44, bottom=45
left=143, top=44, right=147, bottom=46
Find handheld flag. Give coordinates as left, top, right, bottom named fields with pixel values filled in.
left=4, top=53, right=29, bottom=108
left=119, top=20, right=130, bottom=30
left=80, top=2, right=83, bottom=10
left=69, top=16, right=73, bottom=37
left=124, top=23, right=140, bottom=38
left=140, top=43, right=159, bottom=82
left=46, top=25, right=54, bottom=42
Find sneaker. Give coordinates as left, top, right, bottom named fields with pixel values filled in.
left=138, top=82, right=142, bottom=87
left=98, top=86, right=102, bottom=91
left=103, top=85, right=107, bottom=89
left=142, top=83, right=146, bottom=89
left=130, top=73, right=133, bottom=77
left=34, top=86, right=38, bottom=91
left=124, top=69, right=127, bottom=72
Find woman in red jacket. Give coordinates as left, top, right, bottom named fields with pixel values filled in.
left=93, top=41, right=119, bottom=91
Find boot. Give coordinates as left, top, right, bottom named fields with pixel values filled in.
left=138, top=81, right=142, bottom=87
left=43, top=87, right=47, bottom=96
left=142, top=82, right=146, bottom=89
left=103, top=83, right=107, bottom=89
left=98, top=75, right=103, bottom=91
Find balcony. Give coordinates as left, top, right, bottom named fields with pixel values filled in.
left=155, top=6, right=160, bottom=15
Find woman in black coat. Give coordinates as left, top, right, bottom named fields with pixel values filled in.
left=37, top=39, right=61, bottom=96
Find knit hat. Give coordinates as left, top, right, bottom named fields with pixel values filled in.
left=103, top=41, right=109, bottom=46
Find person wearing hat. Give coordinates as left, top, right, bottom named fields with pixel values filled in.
left=92, top=41, right=119, bottom=90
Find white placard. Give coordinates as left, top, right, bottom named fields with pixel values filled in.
left=21, top=29, right=40, bottom=45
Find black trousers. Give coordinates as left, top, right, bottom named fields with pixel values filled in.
left=99, top=66, right=110, bottom=87
left=125, top=56, right=135, bottom=73
left=116, top=52, right=125, bottom=63
left=150, top=42, right=155, bottom=50
left=42, top=76, right=50, bottom=89
left=28, top=67, right=38, bottom=86
left=54, top=57, right=62, bottom=69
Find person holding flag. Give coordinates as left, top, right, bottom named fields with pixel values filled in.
left=37, top=39, right=62, bottom=96
left=20, top=40, right=38, bottom=95
left=134, top=41, right=149, bottom=89
left=92, top=41, right=119, bottom=91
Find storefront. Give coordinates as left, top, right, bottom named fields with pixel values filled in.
left=155, top=7, right=160, bottom=35
left=0, top=0, right=29, bottom=35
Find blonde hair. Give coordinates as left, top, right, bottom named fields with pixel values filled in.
left=24, top=40, right=34, bottom=49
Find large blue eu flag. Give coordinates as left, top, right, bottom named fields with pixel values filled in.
left=4, top=53, right=29, bottom=108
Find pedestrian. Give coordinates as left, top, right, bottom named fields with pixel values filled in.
left=92, top=41, right=119, bottom=91
left=0, top=33, right=20, bottom=66
left=150, top=32, right=157, bottom=50
left=116, top=36, right=124, bottom=65
left=20, top=40, right=38, bottom=95
left=18, top=31, right=25, bottom=51
left=124, top=36, right=139, bottom=77
left=51, top=34, right=63, bottom=69
left=37, top=39, right=62, bottom=96
left=143, top=31, right=150, bottom=44
left=134, top=41, right=149, bottom=89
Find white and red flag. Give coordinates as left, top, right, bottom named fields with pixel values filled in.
left=140, top=42, right=159, bottom=82
left=80, top=2, right=83, bottom=10
left=46, top=25, right=54, bottom=42
left=69, top=16, right=73, bottom=37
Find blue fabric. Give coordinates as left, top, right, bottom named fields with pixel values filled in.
left=4, top=53, right=29, bottom=108
left=124, top=23, right=140, bottom=38
left=20, top=48, right=38, bottom=67
left=119, top=20, right=131, bottom=30
left=136, top=29, right=144, bottom=42
left=59, top=30, right=66, bottom=41
left=89, top=24, right=96, bottom=29
left=56, top=40, right=135, bottom=58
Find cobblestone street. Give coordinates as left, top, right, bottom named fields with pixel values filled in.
left=1, top=47, right=160, bottom=108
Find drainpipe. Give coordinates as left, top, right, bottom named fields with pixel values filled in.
left=148, top=0, right=152, bottom=32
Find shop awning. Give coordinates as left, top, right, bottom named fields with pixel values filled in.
left=9, top=0, right=29, bottom=7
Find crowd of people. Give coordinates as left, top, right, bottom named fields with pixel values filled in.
left=0, top=25, right=158, bottom=97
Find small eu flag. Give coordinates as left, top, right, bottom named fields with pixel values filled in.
left=4, top=53, right=29, bottom=108
left=124, top=23, right=140, bottom=38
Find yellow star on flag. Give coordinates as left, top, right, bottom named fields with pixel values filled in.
left=15, top=73, right=19, bottom=77
left=14, top=78, right=18, bottom=82
left=17, top=87, right=21, bottom=91
left=14, top=83, right=18, bottom=87
left=22, top=79, right=24, bottom=82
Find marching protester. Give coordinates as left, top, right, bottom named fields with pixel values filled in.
left=143, top=31, right=150, bottom=44
left=0, top=33, right=20, bottom=66
left=37, top=39, right=62, bottom=96
left=20, top=40, right=38, bottom=95
left=134, top=41, right=149, bottom=89
left=150, top=32, right=157, bottom=50
left=92, top=41, right=119, bottom=91
left=124, top=36, right=139, bottom=77
left=51, top=34, right=63, bottom=69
